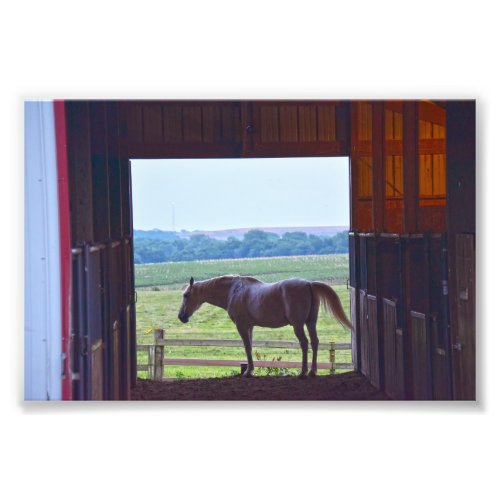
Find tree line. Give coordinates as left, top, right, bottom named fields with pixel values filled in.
left=134, top=229, right=349, bottom=264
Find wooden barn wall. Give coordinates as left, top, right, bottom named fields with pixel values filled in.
left=378, top=235, right=405, bottom=400
left=65, top=101, right=136, bottom=400
left=118, top=100, right=350, bottom=159
left=349, top=100, right=453, bottom=399
left=64, top=99, right=473, bottom=401
left=446, top=101, right=476, bottom=401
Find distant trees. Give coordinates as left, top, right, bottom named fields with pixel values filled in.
left=134, top=230, right=349, bottom=264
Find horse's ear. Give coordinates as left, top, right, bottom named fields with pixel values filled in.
left=189, top=277, right=194, bottom=287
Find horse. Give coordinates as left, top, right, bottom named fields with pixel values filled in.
left=177, top=275, right=353, bottom=379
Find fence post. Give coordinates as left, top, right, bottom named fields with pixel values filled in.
left=153, top=328, right=165, bottom=381
left=148, top=346, right=155, bottom=380
left=330, top=341, right=336, bottom=375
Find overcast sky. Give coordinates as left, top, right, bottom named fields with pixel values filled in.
left=131, top=157, right=349, bottom=231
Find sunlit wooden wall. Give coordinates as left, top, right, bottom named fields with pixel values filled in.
left=350, top=100, right=447, bottom=234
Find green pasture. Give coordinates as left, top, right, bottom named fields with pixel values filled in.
left=134, top=253, right=349, bottom=289
left=135, top=254, right=351, bottom=379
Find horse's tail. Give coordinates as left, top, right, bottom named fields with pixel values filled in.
left=311, top=282, right=353, bottom=331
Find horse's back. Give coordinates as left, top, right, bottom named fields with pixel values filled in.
left=243, top=278, right=314, bottom=326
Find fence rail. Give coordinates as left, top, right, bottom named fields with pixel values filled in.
left=137, top=329, right=354, bottom=381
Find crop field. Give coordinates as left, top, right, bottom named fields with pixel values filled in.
left=135, top=253, right=349, bottom=289
left=135, top=254, right=351, bottom=379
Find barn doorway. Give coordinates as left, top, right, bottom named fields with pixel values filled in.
left=131, top=156, right=351, bottom=380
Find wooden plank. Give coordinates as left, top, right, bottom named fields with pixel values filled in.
left=403, top=101, right=418, bottom=233
left=410, top=311, right=432, bottom=399
left=454, top=234, right=475, bottom=400
left=182, top=105, right=202, bottom=142
left=385, top=109, right=394, bottom=140
left=143, top=104, right=163, bottom=143
left=394, top=111, right=403, bottom=140
left=151, top=339, right=352, bottom=350
left=383, top=299, right=398, bottom=399
left=163, top=104, right=183, bottom=142
left=164, top=358, right=353, bottom=370
left=367, top=294, right=380, bottom=388
left=433, top=154, right=446, bottom=196
left=125, top=102, right=143, bottom=142
left=260, top=105, right=280, bottom=143
left=298, top=105, right=317, bottom=142
left=279, top=104, right=298, bottom=142
left=202, top=104, right=221, bottom=143
left=419, top=154, right=433, bottom=196
left=372, top=101, right=385, bottom=232
left=317, top=104, right=336, bottom=141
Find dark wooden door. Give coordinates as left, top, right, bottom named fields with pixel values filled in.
left=452, top=234, right=475, bottom=400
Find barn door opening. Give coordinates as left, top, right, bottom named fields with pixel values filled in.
left=130, top=156, right=350, bottom=380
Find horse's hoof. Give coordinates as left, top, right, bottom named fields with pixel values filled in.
left=298, top=372, right=308, bottom=380
left=308, top=370, right=317, bottom=378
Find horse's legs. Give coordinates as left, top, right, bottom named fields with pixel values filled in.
left=237, top=324, right=254, bottom=377
left=306, top=321, right=319, bottom=377
left=293, top=324, right=309, bottom=379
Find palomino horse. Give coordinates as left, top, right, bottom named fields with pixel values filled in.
left=178, top=275, right=353, bottom=379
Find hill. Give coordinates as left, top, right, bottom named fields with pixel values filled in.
left=134, top=226, right=348, bottom=241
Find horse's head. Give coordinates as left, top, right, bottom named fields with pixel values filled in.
left=178, top=277, right=201, bottom=323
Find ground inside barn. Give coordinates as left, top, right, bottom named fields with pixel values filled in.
left=131, top=371, right=390, bottom=401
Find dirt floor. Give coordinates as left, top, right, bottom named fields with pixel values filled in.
left=131, top=371, right=390, bottom=401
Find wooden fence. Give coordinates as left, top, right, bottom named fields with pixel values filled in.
left=137, top=328, right=354, bottom=381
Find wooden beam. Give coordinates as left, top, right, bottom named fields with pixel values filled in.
left=403, top=101, right=419, bottom=233
left=372, top=101, right=385, bottom=232
left=164, top=358, right=354, bottom=370
left=154, top=339, right=352, bottom=350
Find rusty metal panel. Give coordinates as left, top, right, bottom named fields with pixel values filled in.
left=410, top=311, right=432, bottom=400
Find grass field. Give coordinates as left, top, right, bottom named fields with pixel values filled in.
left=135, top=253, right=349, bottom=288
left=135, top=254, right=351, bottom=379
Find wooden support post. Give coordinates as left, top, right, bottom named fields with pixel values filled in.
left=403, top=101, right=419, bottom=233
left=148, top=346, right=155, bottom=380
left=372, top=101, right=385, bottom=232
left=330, top=341, right=336, bottom=375
left=153, top=328, right=165, bottom=381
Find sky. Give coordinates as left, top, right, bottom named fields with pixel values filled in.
left=131, top=157, right=349, bottom=231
